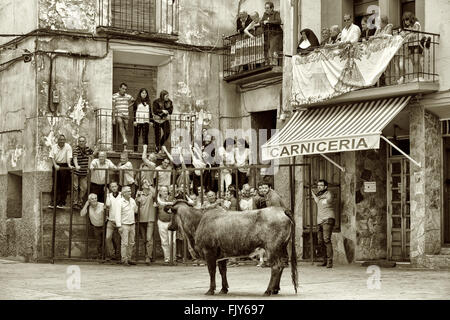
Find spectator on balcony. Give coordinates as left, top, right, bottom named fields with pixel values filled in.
left=340, top=14, right=361, bottom=44
left=261, top=2, right=283, bottom=65
left=152, top=90, right=173, bottom=153
left=133, top=88, right=152, bottom=152
left=239, top=184, right=254, bottom=211
left=48, top=134, right=73, bottom=208
left=118, top=152, right=135, bottom=196
left=297, top=28, right=320, bottom=55
left=244, top=12, right=264, bottom=38
left=72, top=136, right=96, bottom=210
left=374, top=15, right=393, bottom=37
left=90, top=151, right=117, bottom=203
left=202, top=190, right=222, bottom=210
left=359, top=16, right=376, bottom=42
left=221, top=187, right=238, bottom=211
left=80, top=193, right=105, bottom=259
left=397, top=11, right=424, bottom=84
left=328, top=25, right=342, bottom=44
left=112, top=83, right=134, bottom=147
left=237, top=11, right=252, bottom=34
left=320, top=27, right=331, bottom=47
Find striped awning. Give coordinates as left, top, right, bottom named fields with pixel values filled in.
left=262, top=96, right=411, bottom=161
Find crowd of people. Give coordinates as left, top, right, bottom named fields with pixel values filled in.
left=296, top=12, right=432, bottom=84
left=47, top=126, right=289, bottom=267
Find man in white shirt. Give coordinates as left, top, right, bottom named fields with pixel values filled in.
left=155, top=157, right=172, bottom=187
left=48, top=134, right=73, bottom=208
left=105, top=181, right=122, bottom=262
left=340, top=14, right=361, bottom=43
left=80, top=193, right=105, bottom=259
left=117, top=186, right=138, bottom=266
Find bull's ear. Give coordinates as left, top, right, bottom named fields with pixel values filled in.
left=164, top=205, right=172, bottom=214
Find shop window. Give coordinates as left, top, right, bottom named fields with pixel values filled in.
left=7, top=171, right=22, bottom=218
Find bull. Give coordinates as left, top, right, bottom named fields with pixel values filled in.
left=162, top=199, right=298, bottom=296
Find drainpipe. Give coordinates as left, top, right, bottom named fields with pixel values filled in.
left=293, top=0, right=300, bottom=56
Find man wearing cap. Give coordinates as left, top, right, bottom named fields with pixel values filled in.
left=136, top=180, right=157, bottom=265
left=312, top=179, right=335, bottom=268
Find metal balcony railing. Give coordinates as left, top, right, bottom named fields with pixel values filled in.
left=222, top=29, right=284, bottom=80
left=97, top=0, right=179, bottom=35
left=377, top=29, right=439, bottom=86
left=95, top=109, right=196, bottom=153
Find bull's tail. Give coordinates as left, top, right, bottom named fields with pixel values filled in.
left=285, top=209, right=298, bottom=294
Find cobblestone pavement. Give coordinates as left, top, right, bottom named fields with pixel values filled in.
left=0, top=259, right=449, bottom=300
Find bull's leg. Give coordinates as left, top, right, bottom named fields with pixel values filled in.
left=205, top=253, right=217, bottom=295
left=218, top=260, right=229, bottom=294
left=264, top=265, right=280, bottom=296
left=272, top=267, right=284, bottom=295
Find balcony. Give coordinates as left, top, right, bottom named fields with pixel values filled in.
left=222, top=29, right=283, bottom=87
left=94, top=109, right=196, bottom=154
left=295, top=30, right=440, bottom=108
left=96, top=0, right=179, bottom=42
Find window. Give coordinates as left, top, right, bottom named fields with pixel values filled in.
left=7, top=171, right=22, bottom=218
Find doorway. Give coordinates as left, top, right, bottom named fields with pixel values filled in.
left=387, top=157, right=411, bottom=261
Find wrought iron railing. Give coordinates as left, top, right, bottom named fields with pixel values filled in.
left=378, top=29, right=439, bottom=86
left=97, top=0, right=179, bottom=35
left=222, top=29, right=284, bottom=79
left=95, top=108, right=196, bottom=152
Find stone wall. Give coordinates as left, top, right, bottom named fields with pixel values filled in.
left=409, top=103, right=442, bottom=267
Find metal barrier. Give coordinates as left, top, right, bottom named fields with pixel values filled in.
left=47, top=162, right=315, bottom=264
left=223, top=29, right=284, bottom=79
left=95, top=109, right=196, bottom=153
left=97, top=0, right=179, bottom=35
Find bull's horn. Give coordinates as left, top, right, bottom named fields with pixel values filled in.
left=157, top=195, right=174, bottom=206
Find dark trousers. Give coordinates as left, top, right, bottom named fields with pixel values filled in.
left=134, top=123, right=149, bottom=151
left=154, top=121, right=171, bottom=149
left=317, top=218, right=335, bottom=261
left=237, top=170, right=249, bottom=190
left=92, top=225, right=104, bottom=257
left=90, top=183, right=106, bottom=203
left=51, top=163, right=70, bottom=206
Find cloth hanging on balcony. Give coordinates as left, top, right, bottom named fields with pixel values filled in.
left=261, top=96, right=411, bottom=161
left=291, top=35, right=405, bottom=105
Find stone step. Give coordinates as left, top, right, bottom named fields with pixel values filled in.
left=440, top=247, right=450, bottom=255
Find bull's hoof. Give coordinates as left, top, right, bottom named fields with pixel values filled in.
left=272, top=290, right=279, bottom=295
left=263, top=290, right=272, bottom=296
left=219, top=288, right=228, bottom=295
left=204, top=289, right=215, bottom=295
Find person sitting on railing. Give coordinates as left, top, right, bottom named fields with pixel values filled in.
left=190, top=143, right=207, bottom=196
left=297, top=28, right=320, bottom=55
left=234, top=138, right=251, bottom=190
left=320, top=27, right=331, bottom=47
left=80, top=193, right=105, bottom=260
left=373, top=15, right=393, bottom=37
left=237, top=11, right=252, bottom=34
left=340, top=14, right=361, bottom=44
left=217, top=138, right=236, bottom=193
left=90, top=151, right=117, bottom=203
left=201, top=134, right=218, bottom=193
left=133, top=88, right=152, bottom=152
left=118, top=152, right=135, bottom=196
left=48, top=134, right=73, bottom=209
left=261, top=1, right=282, bottom=65
left=152, top=90, right=173, bottom=154
left=112, top=83, right=134, bottom=147
left=140, top=144, right=157, bottom=187
left=397, top=11, right=425, bottom=84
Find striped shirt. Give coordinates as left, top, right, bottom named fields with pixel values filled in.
left=72, top=146, right=94, bottom=176
left=112, top=92, right=134, bottom=117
